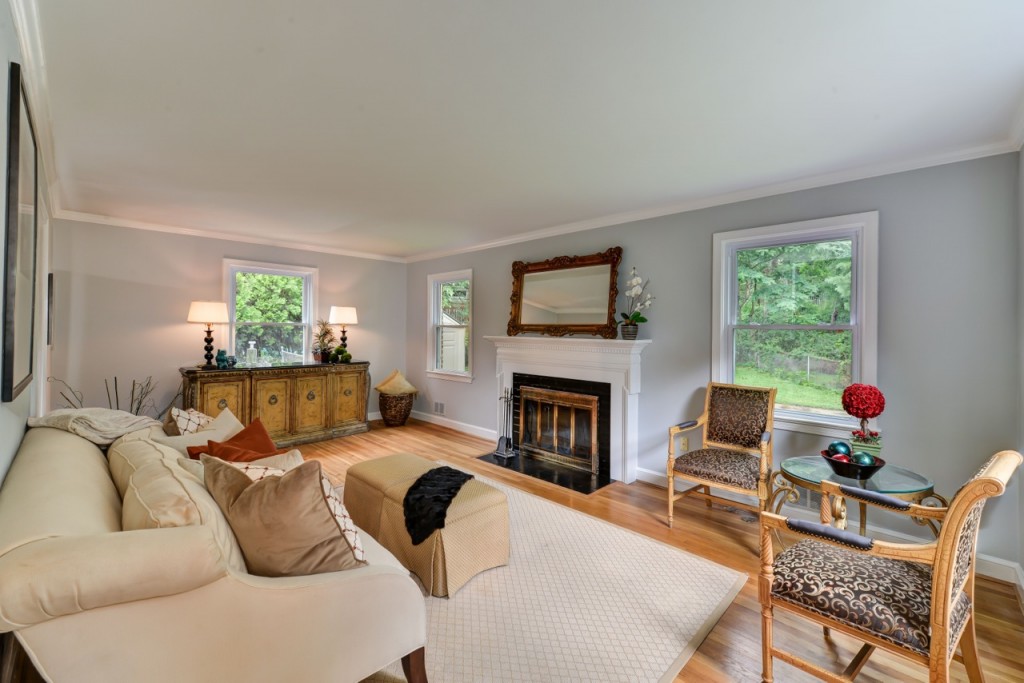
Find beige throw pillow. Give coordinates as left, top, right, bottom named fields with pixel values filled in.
left=374, top=369, right=417, bottom=395
left=202, top=456, right=366, bottom=577
left=176, top=449, right=305, bottom=482
left=171, top=407, right=213, bottom=434
left=151, top=408, right=244, bottom=455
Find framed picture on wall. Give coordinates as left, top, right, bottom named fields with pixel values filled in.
left=2, top=62, right=38, bottom=403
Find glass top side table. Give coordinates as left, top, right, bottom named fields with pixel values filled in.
left=774, top=455, right=948, bottom=535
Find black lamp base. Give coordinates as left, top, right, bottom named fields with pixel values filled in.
left=202, top=326, right=215, bottom=368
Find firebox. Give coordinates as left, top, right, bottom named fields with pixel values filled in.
left=511, top=373, right=611, bottom=483
left=519, top=387, right=599, bottom=474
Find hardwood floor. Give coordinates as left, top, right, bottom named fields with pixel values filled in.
left=304, top=419, right=1024, bottom=683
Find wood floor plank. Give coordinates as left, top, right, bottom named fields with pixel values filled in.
left=303, top=419, right=1024, bottom=683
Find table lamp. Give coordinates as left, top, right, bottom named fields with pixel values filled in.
left=187, top=301, right=230, bottom=369
left=329, top=306, right=358, bottom=351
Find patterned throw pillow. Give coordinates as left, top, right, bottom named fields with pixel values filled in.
left=171, top=407, right=213, bottom=435
left=202, top=456, right=366, bottom=576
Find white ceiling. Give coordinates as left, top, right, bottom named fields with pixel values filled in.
left=16, top=1, right=1024, bottom=261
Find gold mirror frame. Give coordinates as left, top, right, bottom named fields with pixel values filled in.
left=507, top=246, right=622, bottom=339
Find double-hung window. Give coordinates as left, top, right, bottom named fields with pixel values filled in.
left=712, top=212, right=878, bottom=433
left=224, top=259, right=317, bottom=364
left=427, top=270, right=472, bottom=381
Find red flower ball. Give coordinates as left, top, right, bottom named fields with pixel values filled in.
left=842, top=384, right=885, bottom=419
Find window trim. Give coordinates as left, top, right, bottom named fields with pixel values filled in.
left=223, top=259, right=318, bottom=363
left=712, top=211, right=878, bottom=435
left=427, top=269, right=473, bottom=382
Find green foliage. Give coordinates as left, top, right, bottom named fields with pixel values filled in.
left=233, top=271, right=306, bottom=361
left=734, top=239, right=853, bottom=411
left=440, top=279, right=470, bottom=324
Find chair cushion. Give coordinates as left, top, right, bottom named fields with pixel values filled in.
left=772, top=539, right=972, bottom=655
left=706, top=385, right=772, bottom=449
left=673, top=448, right=760, bottom=490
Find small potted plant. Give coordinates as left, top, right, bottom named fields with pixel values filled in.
left=842, top=383, right=885, bottom=458
left=619, top=266, right=654, bottom=340
left=313, top=319, right=336, bottom=363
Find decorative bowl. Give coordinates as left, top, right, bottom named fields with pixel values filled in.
left=821, top=453, right=885, bottom=481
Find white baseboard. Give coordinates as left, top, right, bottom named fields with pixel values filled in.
left=639, top=467, right=1024, bottom=593
left=409, top=411, right=497, bottom=442
left=368, top=411, right=381, bottom=421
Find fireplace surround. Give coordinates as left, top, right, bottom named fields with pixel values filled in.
left=486, top=336, right=650, bottom=483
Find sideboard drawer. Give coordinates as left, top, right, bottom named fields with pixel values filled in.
left=199, top=380, right=247, bottom=420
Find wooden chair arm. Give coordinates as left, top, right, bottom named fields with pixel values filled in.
left=820, top=480, right=947, bottom=521
left=760, top=512, right=937, bottom=563
left=669, top=416, right=705, bottom=436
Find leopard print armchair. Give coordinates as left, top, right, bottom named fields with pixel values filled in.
left=667, top=382, right=776, bottom=528
left=758, top=449, right=1022, bottom=682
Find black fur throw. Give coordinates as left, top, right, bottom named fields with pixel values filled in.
left=403, top=466, right=474, bottom=545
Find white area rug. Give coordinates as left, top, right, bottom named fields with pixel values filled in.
left=364, top=473, right=746, bottom=683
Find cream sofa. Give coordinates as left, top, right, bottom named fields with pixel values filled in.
left=0, top=426, right=427, bottom=683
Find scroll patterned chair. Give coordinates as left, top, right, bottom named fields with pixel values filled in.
left=667, top=382, right=776, bottom=527
left=759, top=449, right=1022, bottom=682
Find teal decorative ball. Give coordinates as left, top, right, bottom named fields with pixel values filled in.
left=851, top=451, right=875, bottom=466
left=827, top=440, right=852, bottom=456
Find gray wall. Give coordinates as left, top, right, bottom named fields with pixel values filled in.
left=0, top=5, right=32, bottom=484
left=407, top=154, right=1021, bottom=561
left=1019, top=147, right=1024, bottom=574
left=50, top=220, right=407, bottom=418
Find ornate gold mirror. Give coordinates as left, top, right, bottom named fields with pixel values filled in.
left=507, top=246, right=621, bottom=338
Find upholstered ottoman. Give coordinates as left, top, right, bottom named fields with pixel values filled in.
left=343, top=453, right=509, bottom=597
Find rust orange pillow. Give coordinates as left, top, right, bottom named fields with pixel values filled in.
left=208, top=441, right=291, bottom=462
left=187, top=418, right=277, bottom=460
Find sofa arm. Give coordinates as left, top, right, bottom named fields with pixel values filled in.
left=0, top=526, right=226, bottom=630
left=17, top=563, right=427, bottom=683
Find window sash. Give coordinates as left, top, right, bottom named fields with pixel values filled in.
left=712, top=212, right=878, bottom=435
left=224, top=259, right=317, bottom=364
left=427, top=270, right=472, bottom=379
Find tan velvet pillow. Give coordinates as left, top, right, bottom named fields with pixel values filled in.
left=374, top=369, right=417, bottom=395
left=202, top=456, right=366, bottom=577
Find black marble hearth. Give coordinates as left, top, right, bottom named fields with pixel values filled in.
left=477, top=451, right=611, bottom=494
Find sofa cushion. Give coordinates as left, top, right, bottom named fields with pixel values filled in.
left=108, top=438, right=184, bottom=498
left=121, top=458, right=246, bottom=572
left=203, top=456, right=366, bottom=577
left=185, top=418, right=276, bottom=460
left=151, top=408, right=244, bottom=455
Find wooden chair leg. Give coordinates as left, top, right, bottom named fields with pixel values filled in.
left=401, top=647, right=428, bottom=683
left=703, top=485, right=712, bottom=508
left=667, top=472, right=674, bottom=528
left=959, top=615, right=985, bottom=682
left=760, top=601, right=774, bottom=682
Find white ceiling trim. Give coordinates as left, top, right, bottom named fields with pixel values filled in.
left=405, top=138, right=1018, bottom=263
left=1011, top=98, right=1024, bottom=151
left=54, top=208, right=406, bottom=263
left=54, top=137, right=1018, bottom=266
left=9, top=0, right=62, bottom=211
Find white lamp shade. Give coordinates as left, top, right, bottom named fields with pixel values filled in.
left=187, top=301, right=230, bottom=325
left=329, top=306, right=358, bottom=325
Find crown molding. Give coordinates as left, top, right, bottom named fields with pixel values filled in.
left=1011, top=97, right=1024, bottom=152
left=53, top=209, right=406, bottom=263
left=407, top=140, right=1018, bottom=263
left=9, top=0, right=64, bottom=213
left=57, top=138, right=1019, bottom=266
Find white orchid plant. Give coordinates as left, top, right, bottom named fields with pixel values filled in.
left=620, top=266, right=654, bottom=326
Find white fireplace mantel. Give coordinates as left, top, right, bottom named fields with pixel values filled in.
left=485, top=336, right=650, bottom=483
